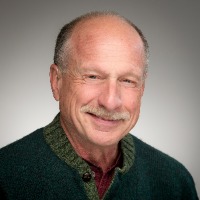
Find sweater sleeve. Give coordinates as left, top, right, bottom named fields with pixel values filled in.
left=179, top=169, right=199, bottom=200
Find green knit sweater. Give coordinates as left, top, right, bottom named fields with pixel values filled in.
left=0, top=114, right=198, bottom=200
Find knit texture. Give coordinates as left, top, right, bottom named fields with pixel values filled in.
left=44, top=114, right=135, bottom=199
left=0, top=114, right=198, bottom=199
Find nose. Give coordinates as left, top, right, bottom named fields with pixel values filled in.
left=98, top=80, right=122, bottom=111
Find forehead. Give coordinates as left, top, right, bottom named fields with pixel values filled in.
left=70, top=15, right=143, bottom=50
left=67, top=16, right=145, bottom=73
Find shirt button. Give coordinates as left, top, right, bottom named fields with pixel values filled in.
left=82, top=172, right=92, bottom=182
left=91, top=171, right=95, bottom=178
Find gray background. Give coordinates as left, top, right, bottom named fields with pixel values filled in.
left=0, top=0, right=199, bottom=195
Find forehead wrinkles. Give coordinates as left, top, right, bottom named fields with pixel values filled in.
left=68, top=17, right=145, bottom=70
left=72, top=31, right=144, bottom=61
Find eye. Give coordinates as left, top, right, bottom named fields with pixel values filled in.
left=121, top=79, right=137, bottom=88
left=83, top=74, right=98, bottom=80
left=88, top=75, right=98, bottom=79
left=83, top=74, right=103, bottom=84
left=123, top=79, right=135, bottom=84
left=123, top=79, right=132, bottom=83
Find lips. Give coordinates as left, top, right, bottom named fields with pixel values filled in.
left=89, top=112, right=115, bottom=121
left=80, top=105, right=130, bottom=121
left=87, top=112, right=121, bottom=128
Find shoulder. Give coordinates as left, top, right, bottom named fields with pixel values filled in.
left=130, top=135, right=198, bottom=197
left=132, top=134, right=190, bottom=176
left=0, top=128, right=49, bottom=171
left=132, top=135, right=186, bottom=170
left=0, top=128, right=44, bottom=155
left=0, top=128, right=59, bottom=189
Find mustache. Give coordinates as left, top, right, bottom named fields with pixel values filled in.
left=80, top=105, right=130, bottom=121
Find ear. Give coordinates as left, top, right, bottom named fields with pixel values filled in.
left=141, top=81, right=145, bottom=96
left=49, top=64, right=62, bottom=101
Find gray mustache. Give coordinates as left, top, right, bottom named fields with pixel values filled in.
left=80, top=105, right=130, bottom=121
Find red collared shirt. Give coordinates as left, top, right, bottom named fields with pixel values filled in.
left=86, top=154, right=122, bottom=199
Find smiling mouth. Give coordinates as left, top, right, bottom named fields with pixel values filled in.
left=88, top=112, right=119, bottom=121
left=86, top=113, right=123, bottom=128
left=80, top=105, right=130, bottom=121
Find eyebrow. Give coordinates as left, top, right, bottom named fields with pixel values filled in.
left=77, top=66, right=108, bottom=76
left=121, top=71, right=143, bottom=81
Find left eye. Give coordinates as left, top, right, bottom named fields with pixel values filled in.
left=88, top=75, right=98, bottom=79
left=123, top=79, right=135, bottom=84
left=122, top=79, right=137, bottom=87
left=123, top=79, right=132, bottom=83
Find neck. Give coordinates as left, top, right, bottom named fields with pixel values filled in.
left=80, top=145, right=119, bottom=172
left=60, top=119, right=119, bottom=172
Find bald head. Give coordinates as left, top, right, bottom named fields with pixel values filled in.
left=54, top=11, right=149, bottom=75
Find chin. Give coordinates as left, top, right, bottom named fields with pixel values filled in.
left=88, top=133, right=123, bottom=148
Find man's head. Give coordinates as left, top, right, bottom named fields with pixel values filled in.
left=50, top=11, right=149, bottom=148
left=54, top=11, right=149, bottom=76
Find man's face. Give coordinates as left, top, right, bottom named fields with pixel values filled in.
left=55, top=17, right=146, bottom=148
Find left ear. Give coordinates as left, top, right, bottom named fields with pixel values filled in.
left=49, top=64, right=62, bottom=101
left=141, top=82, right=145, bottom=96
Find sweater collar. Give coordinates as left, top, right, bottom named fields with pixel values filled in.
left=43, top=113, right=135, bottom=174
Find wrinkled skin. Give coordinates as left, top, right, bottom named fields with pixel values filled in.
left=50, top=15, right=146, bottom=169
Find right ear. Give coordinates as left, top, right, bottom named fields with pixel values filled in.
left=49, top=64, right=62, bottom=101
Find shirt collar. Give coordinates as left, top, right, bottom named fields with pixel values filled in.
left=43, top=113, right=135, bottom=174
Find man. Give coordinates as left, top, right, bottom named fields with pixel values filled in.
left=0, top=11, right=198, bottom=200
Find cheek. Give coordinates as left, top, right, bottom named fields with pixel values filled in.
left=122, top=91, right=142, bottom=112
left=75, top=85, right=101, bottom=106
left=59, top=81, right=77, bottom=114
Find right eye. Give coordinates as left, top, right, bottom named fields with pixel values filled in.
left=88, top=75, right=98, bottom=79
left=83, top=74, right=102, bottom=83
